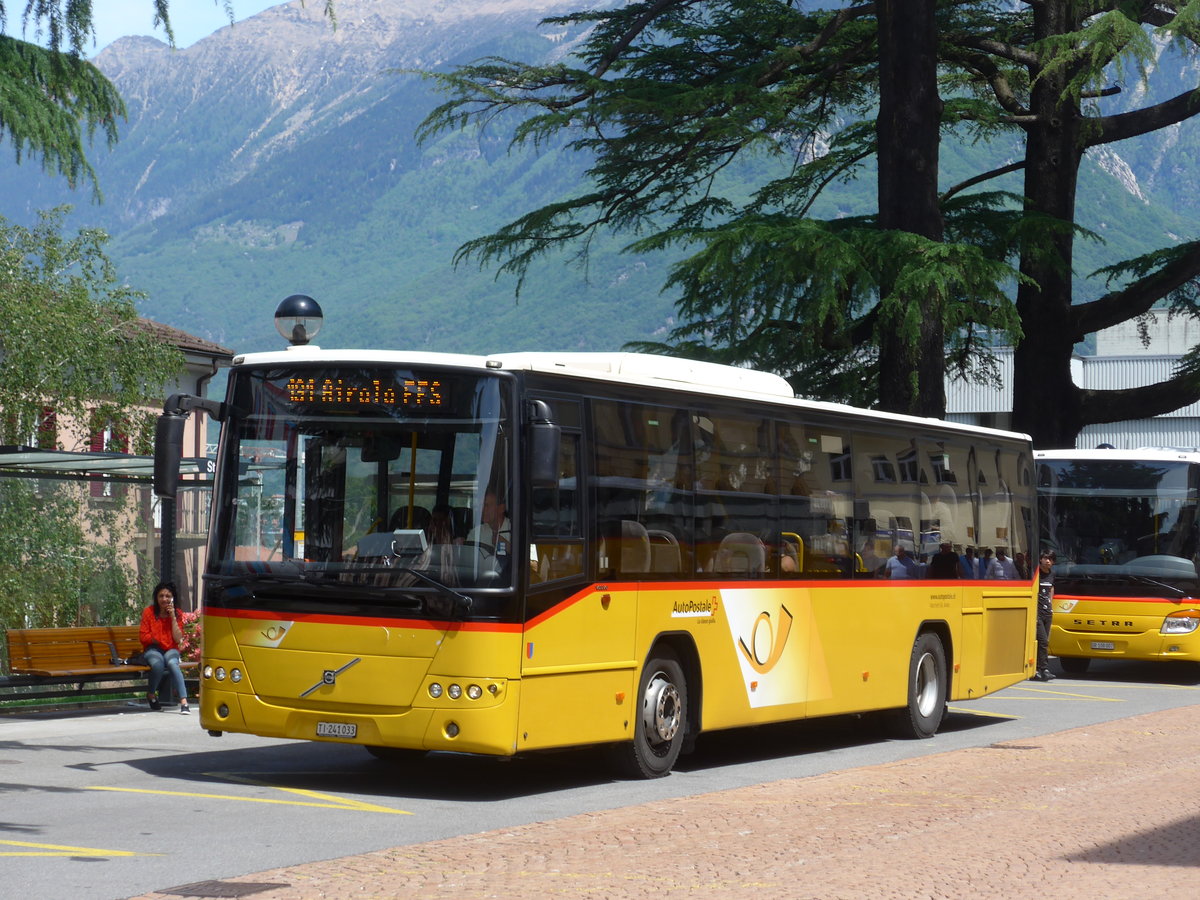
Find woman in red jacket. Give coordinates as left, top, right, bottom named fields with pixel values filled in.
left=139, top=581, right=190, bottom=713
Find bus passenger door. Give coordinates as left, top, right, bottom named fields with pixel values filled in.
left=518, top=404, right=639, bottom=750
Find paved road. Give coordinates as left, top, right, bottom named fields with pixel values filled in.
left=123, top=701, right=1200, bottom=900
left=4, top=659, right=1199, bottom=899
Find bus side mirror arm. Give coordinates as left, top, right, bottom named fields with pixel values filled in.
left=155, top=394, right=229, bottom=499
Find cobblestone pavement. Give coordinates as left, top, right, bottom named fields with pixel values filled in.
left=132, top=705, right=1200, bottom=900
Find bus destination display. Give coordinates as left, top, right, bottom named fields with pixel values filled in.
left=286, top=376, right=445, bottom=409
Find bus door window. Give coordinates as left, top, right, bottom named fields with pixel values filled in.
left=303, top=435, right=350, bottom=563
left=777, top=421, right=852, bottom=578
left=530, top=397, right=583, bottom=583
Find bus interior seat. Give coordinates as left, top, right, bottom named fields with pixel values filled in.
left=389, top=506, right=430, bottom=532
left=599, top=520, right=652, bottom=574
left=647, top=529, right=681, bottom=573
left=450, top=506, right=472, bottom=541
left=713, top=532, right=767, bottom=575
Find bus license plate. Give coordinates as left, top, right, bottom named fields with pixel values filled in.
left=316, top=721, right=357, bottom=738
left=1091, top=641, right=1115, bottom=651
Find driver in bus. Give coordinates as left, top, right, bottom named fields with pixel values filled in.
left=468, top=490, right=539, bottom=573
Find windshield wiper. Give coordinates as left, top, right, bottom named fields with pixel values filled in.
left=205, top=571, right=423, bottom=609
left=396, top=567, right=474, bottom=618
left=1068, top=570, right=1191, bottom=598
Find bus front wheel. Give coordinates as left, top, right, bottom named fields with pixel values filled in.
left=615, top=649, right=688, bottom=779
left=893, top=632, right=946, bottom=739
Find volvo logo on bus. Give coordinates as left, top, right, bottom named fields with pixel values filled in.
left=299, top=657, right=362, bottom=698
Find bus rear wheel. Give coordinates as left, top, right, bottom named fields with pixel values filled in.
left=614, top=649, right=688, bottom=779
left=1058, top=656, right=1090, bottom=675
left=892, top=632, right=946, bottom=739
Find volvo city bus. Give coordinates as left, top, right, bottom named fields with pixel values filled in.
left=1036, top=448, right=1200, bottom=673
left=156, top=330, right=1037, bottom=777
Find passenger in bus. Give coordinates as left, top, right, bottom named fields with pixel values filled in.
left=927, top=542, right=961, bottom=579
left=1013, top=551, right=1030, bottom=580
left=884, top=544, right=917, bottom=578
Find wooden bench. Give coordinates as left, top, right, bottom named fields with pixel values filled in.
left=1, top=625, right=198, bottom=704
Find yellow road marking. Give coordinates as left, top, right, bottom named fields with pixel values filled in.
left=88, top=784, right=411, bottom=815
left=0, top=839, right=151, bottom=858
left=999, top=686, right=1124, bottom=701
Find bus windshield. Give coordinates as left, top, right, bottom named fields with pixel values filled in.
left=1038, top=458, right=1200, bottom=587
left=206, top=365, right=516, bottom=617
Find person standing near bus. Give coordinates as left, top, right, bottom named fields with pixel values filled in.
left=1033, top=551, right=1056, bottom=681
left=139, top=581, right=190, bottom=713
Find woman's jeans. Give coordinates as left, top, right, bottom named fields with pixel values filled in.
left=145, top=647, right=187, bottom=702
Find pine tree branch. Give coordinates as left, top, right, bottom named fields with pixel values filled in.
left=1073, top=241, right=1200, bottom=337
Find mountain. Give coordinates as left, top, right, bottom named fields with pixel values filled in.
left=3, top=0, right=677, bottom=354
left=2, top=0, right=1199, bottom=356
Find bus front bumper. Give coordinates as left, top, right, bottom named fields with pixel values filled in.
left=198, top=685, right=522, bottom=756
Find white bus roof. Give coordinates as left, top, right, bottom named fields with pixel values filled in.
left=1036, top=447, right=1200, bottom=463
left=233, top=346, right=1030, bottom=443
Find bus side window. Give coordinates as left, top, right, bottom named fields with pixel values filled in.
left=779, top=420, right=854, bottom=578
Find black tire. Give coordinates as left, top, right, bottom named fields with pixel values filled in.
left=892, top=632, right=947, bottom=739
left=365, top=745, right=426, bottom=763
left=614, top=648, right=688, bottom=778
left=1058, top=656, right=1090, bottom=675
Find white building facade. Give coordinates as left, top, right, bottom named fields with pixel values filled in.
left=945, top=316, right=1200, bottom=450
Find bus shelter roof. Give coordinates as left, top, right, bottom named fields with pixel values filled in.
left=0, top=446, right=213, bottom=486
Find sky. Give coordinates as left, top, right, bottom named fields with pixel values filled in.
left=5, top=0, right=283, bottom=55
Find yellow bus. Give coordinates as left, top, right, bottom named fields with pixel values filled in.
left=156, top=334, right=1037, bottom=777
left=1036, top=448, right=1200, bottom=673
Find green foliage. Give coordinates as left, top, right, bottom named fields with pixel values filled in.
left=0, top=207, right=184, bottom=449
left=0, top=479, right=144, bottom=635
left=419, top=0, right=1200, bottom=434
left=0, top=33, right=123, bottom=194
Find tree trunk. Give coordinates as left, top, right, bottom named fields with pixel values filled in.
left=875, top=0, right=945, bottom=417
left=1010, top=1, right=1085, bottom=449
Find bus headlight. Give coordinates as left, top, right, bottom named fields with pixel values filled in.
left=447, top=683, right=462, bottom=700
left=428, top=682, right=443, bottom=698
left=467, top=684, right=483, bottom=700
left=1162, top=611, right=1200, bottom=634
